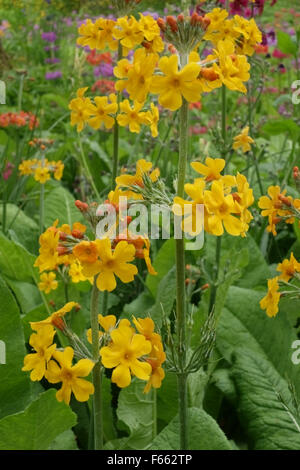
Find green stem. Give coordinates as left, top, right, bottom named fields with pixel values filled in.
left=64, top=280, right=69, bottom=303
left=18, top=73, right=25, bottom=111
left=208, top=236, right=221, bottom=313
left=78, top=136, right=101, bottom=202
left=101, top=290, right=108, bottom=315
left=152, top=388, right=157, bottom=440
left=175, top=51, right=189, bottom=451
left=91, top=277, right=103, bottom=450
left=2, top=184, right=7, bottom=235
left=39, top=182, right=45, bottom=235
left=111, top=42, right=123, bottom=190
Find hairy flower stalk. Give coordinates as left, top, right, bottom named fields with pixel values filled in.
left=176, top=50, right=189, bottom=450
left=90, top=276, right=103, bottom=450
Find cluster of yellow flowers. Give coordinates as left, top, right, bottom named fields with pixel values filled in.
left=260, top=253, right=300, bottom=318
left=258, top=186, right=300, bottom=236
left=22, top=302, right=95, bottom=404
left=204, top=7, right=262, bottom=55
left=69, top=87, right=159, bottom=136
left=70, top=9, right=262, bottom=133
left=34, top=221, right=92, bottom=294
left=19, top=158, right=64, bottom=184
left=22, top=302, right=165, bottom=403
left=93, top=315, right=165, bottom=391
left=173, top=157, right=254, bottom=237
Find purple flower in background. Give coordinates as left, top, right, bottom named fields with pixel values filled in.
left=44, top=45, right=59, bottom=51
left=94, top=62, right=114, bottom=78
left=142, top=11, right=159, bottom=20
left=45, top=57, right=61, bottom=64
left=41, top=31, right=57, bottom=43
left=266, top=29, right=277, bottom=47
left=45, top=71, right=62, bottom=80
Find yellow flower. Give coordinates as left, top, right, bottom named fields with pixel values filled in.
left=258, top=186, right=291, bottom=236
left=116, top=158, right=160, bottom=200
left=204, top=180, right=244, bottom=236
left=69, top=87, right=94, bottom=132
left=234, top=17, right=262, bottom=56
left=69, top=261, right=91, bottom=283
left=88, top=94, right=118, bottom=130
left=209, top=39, right=250, bottom=94
left=260, top=277, right=280, bottom=318
left=100, top=322, right=152, bottom=388
left=53, top=161, right=64, bottom=180
left=132, top=317, right=166, bottom=393
left=45, top=347, right=94, bottom=404
left=117, top=100, right=150, bottom=134
left=132, top=317, right=162, bottom=349
left=173, top=178, right=207, bottom=235
left=233, top=126, right=254, bottom=153
left=22, top=325, right=56, bottom=381
left=144, top=347, right=166, bottom=394
left=232, top=173, right=254, bottom=236
left=19, top=160, right=34, bottom=175
left=191, top=157, right=225, bottom=182
left=95, top=17, right=118, bottom=50
left=34, top=227, right=60, bottom=273
left=38, top=272, right=58, bottom=294
left=30, top=301, right=79, bottom=331
left=77, top=19, right=102, bottom=50
left=96, top=238, right=138, bottom=292
left=115, top=48, right=157, bottom=103
left=113, top=16, right=144, bottom=49
left=150, top=55, right=202, bottom=111
left=34, top=167, right=51, bottom=184
left=73, top=241, right=99, bottom=264
left=138, top=13, right=160, bottom=42
left=146, top=103, right=159, bottom=138
left=277, top=253, right=300, bottom=282
left=87, top=314, right=117, bottom=344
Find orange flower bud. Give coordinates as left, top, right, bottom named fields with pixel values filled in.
left=52, top=316, right=66, bottom=332
left=72, top=229, right=84, bottom=239
left=157, top=18, right=166, bottom=32
left=166, top=16, right=178, bottom=32
left=75, top=200, right=89, bottom=212
left=278, top=194, right=292, bottom=207
left=200, top=68, right=219, bottom=81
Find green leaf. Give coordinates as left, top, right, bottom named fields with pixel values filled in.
left=231, top=348, right=300, bottom=450
left=0, top=389, right=77, bottom=450
left=4, top=278, right=41, bottom=314
left=44, top=185, right=85, bottom=227
left=48, top=430, right=78, bottom=450
left=157, top=372, right=178, bottom=426
left=277, top=31, right=297, bottom=55
left=150, top=407, right=232, bottom=450
left=0, top=275, right=36, bottom=419
left=41, top=93, right=69, bottom=110
left=116, top=380, right=154, bottom=450
left=0, top=233, right=37, bottom=283
left=217, top=286, right=300, bottom=395
left=0, top=203, right=39, bottom=252
left=262, top=119, right=300, bottom=140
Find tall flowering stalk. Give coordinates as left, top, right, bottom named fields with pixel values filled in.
left=65, top=3, right=261, bottom=450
